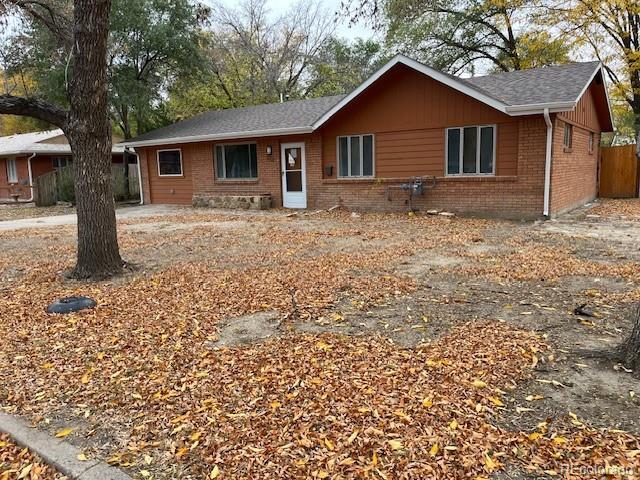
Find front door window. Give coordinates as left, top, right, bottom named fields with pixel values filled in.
left=281, top=143, right=306, bottom=208
left=284, top=148, right=302, bottom=192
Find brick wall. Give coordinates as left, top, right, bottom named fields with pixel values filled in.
left=0, top=156, right=32, bottom=200
left=549, top=118, right=599, bottom=216
left=311, top=117, right=547, bottom=218
left=137, top=117, right=551, bottom=219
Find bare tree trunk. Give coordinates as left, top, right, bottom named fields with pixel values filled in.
left=619, top=305, right=640, bottom=373
left=66, top=0, right=123, bottom=279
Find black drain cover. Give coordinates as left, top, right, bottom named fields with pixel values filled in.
left=46, top=296, right=97, bottom=314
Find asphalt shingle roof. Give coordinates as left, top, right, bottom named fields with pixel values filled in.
left=126, top=59, right=603, bottom=145
left=462, top=61, right=601, bottom=106
left=128, top=95, right=346, bottom=145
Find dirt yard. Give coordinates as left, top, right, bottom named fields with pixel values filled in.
left=1, top=199, right=639, bottom=479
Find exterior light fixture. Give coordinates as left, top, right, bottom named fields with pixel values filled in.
left=266, top=145, right=272, bottom=155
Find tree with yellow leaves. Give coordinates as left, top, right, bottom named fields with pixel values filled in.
left=0, top=69, right=52, bottom=135
left=548, top=0, right=640, bottom=142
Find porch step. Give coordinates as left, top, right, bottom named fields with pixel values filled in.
left=193, top=193, right=272, bottom=210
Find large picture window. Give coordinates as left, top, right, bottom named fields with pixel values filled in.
left=215, top=143, right=257, bottom=179
left=338, top=134, right=374, bottom=178
left=446, top=126, right=495, bottom=175
left=157, top=149, right=183, bottom=176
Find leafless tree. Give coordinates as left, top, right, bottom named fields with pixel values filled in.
left=209, top=0, right=336, bottom=104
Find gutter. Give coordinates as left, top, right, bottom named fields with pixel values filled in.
left=543, top=108, right=553, bottom=218
left=132, top=149, right=144, bottom=205
left=505, top=101, right=576, bottom=116
left=26, top=152, right=36, bottom=202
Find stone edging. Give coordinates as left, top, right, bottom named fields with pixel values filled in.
left=0, top=412, right=132, bottom=480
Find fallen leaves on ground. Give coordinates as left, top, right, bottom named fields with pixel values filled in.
left=1, top=210, right=639, bottom=478
left=460, top=241, right=640, bottom=284
left=589, top=199, right=640, bottom=220
left=0, top=433, right=67, bottom=479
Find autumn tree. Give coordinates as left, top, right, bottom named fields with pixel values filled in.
left=0, top=70, right=52, bottom=134
left=0, top=0, right=123, bottom=279
left=546, top=0, right=639, bottom=141
left=342, top=0, right=571, bottom=74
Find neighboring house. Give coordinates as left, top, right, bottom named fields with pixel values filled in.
left=0, top=129, right=127, bottom=202
left=124, top=55, right=614, bottom=218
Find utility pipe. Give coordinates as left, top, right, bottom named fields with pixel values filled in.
left=542, top=108, right=553, bottom=218
left=132, top=148, right=143, bottom=205
left=26, top=152, right=36, bottom=202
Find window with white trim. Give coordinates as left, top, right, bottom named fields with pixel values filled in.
left=446, top=126, right=495, bottom=175
left=52, top=157, right=72, bottom=170
left=338, top=134, right=374, bottom=178
left=215, top=143, right=257, bottom=179
left=157, top=149, right=183, bottom=176
left=6, top=158, right=18, bottom=183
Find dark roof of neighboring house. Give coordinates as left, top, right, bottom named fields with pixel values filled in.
left=462, top=61, right=602, bottom=106
left=125, top=56, right=611, bottom=147
left=127, top=95, right=345, bottom=146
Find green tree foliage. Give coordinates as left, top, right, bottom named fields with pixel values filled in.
left=306, top=38, right=387, bottom=96
left=2, top=0, right=208, bottom=139
left=108, top=0, right=209, bottom=137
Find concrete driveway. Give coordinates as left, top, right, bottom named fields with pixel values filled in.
left=0, top=204, right=184, bottom=231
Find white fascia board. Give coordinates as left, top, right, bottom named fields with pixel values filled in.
left=122, top=126, right=314, bottom=148
left=312, top=54, right=510, bottom=130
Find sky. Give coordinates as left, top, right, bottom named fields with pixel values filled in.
left=215, top=0, right=378, bottom=41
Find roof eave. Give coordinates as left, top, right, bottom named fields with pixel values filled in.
left=122, top=126, right=314, bottom=148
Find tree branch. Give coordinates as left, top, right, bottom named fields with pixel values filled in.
left=0, top=94, right=68, bottom=127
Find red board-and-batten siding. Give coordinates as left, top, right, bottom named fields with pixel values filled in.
left=137, top=64, right=600, bottom=218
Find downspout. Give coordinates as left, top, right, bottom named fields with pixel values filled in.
left=542, top=108, right=553, bottom=218
left=26, top=152, right=36, bottom=202
left=132, top=148, right=144, bottom=205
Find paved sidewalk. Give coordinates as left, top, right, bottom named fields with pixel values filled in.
left=0, top=412, right=131, bottom=480
left=0, top=204, right=183, bottom=231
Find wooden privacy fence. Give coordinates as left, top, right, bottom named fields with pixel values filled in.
left=33, top=170, right=58, bottom=206
left=600, top=144, right=639, bottom=198
left=34, top=164, right=140, bottom=206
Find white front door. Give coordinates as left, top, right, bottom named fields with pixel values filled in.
left=281, top=142, right=307, bottom=208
